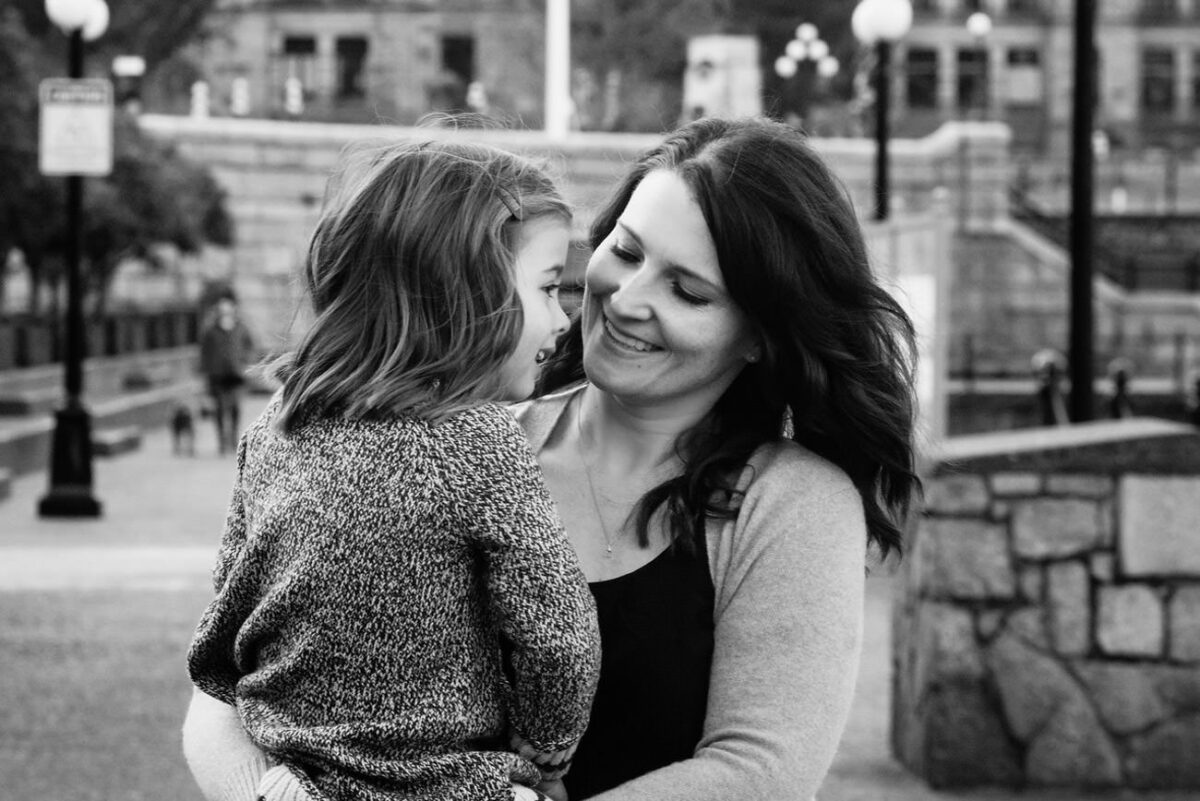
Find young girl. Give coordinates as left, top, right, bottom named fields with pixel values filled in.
left=186, top=140, right=601, bottom=801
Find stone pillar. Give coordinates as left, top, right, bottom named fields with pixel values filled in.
left=893, top=419, right=1200, bottom=790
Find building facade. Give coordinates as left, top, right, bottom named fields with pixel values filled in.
left=894, top=0, right=1200, bottom=152
left=196, top=0, right=549, bottom=125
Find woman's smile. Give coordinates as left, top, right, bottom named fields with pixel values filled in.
left=602, top=316, right=662, bottom=354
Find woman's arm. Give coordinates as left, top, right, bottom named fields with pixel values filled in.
left=181, top=687, right=271, bottom=801
left=590, top=445, right=867, bottom=801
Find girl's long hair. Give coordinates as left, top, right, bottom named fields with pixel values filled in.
left=540, top=117, right=920, bottom=560
left=274, top=139, right=570, bottom=433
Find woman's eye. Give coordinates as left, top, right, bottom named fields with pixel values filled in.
left=543, top=282, right=562, bottom=297
left=671, top=281, right=710, bottom=306
left=610, top=243, right=640, bottom=263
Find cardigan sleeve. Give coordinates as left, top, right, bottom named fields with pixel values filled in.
left=588, top=443, right=866, bottom=801
left=441, top=405, right=601, bottom=758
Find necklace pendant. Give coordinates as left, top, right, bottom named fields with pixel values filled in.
left=605, top=543, right=614, bottom=557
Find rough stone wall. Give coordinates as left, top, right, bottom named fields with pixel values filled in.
left=893, top=420, right=1200, bottom=789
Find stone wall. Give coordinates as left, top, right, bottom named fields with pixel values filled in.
left=893, top=419, right=1200, bottom=789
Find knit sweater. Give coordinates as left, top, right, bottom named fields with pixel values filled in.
left=515, top=386, right=867, bottom=801
left=187, top=394, right=601, bottom=801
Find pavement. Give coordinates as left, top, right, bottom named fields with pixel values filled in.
left=0, top=395, right=1195, bottom=801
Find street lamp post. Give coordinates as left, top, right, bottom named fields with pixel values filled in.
left=544, top=0, right=571, bottom=139
left=39, top=0, right=109, bottom=518
left=1069, top=0, right=1097, bottom=421
left=853, top=0, right=914, bottom=222
left=966, top=11, right=992, bottom=119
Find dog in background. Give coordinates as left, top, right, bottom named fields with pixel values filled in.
left=172, top=403, right=197, bottom=456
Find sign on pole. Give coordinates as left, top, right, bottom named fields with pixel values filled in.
left=39, top=78, right=114, bottom=177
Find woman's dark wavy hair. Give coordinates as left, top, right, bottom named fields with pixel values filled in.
left=539, top=116, right=920, bottom=560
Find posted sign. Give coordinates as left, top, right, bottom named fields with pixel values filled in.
left=39, top=78, right=114, bottom=176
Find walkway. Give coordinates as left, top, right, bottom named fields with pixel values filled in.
left=0, top=397, right=1192, bottom=800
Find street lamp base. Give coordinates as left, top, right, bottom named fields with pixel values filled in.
left=39, top=486, right=103, bottom=517
left=38, top=405, right=102, bottom=518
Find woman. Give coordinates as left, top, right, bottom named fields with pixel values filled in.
left=183, top=116, right=919, bottom=801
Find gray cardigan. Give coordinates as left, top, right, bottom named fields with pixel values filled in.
left=515, top=386, right=866, bottom=801
left=188, top=394, right=600, bottom=801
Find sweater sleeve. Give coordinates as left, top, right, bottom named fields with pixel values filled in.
left=588, top=444, right=866, bottom=801
left=441, top=406, right=601, bottom=758
left=187, top=435, right=253, bottom=705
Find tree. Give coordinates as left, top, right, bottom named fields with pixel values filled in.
left=0, top=0, right=231, bottom=315
left=573, top=0, right=731, bottom=131
left=0, top=8, right=64, bottom=314
left=570, top=0, right=859, bottom=131
left=83, top=114, right=234, bottom=313
left=9, top=0, right=219, bottom=72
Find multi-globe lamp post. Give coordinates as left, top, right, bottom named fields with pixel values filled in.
left=851, top=0, right=912, bottom=222
left=773, top=23, right=840, bottom=126
left=39, top=0, right=110, bottom=518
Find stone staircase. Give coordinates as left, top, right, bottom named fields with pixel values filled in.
left=0, top=347, right=205, bottom=480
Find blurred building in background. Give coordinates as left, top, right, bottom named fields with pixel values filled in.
left=196, top=0, right=550, bottom=124
left=892, top=0, right=1200, bottom=153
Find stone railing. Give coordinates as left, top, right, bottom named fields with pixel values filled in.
left=893, top=419, right=1200, bottom=789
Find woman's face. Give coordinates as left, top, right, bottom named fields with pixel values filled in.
left=499, top=216, right=572, bottom=401
left=581, top=170, right=759, bottom=412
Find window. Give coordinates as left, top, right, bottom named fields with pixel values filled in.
left=336, top=37, right=368, bottom=99
left=906, top=48, right=939, bottom=109
left=1006, top=48, right=1042, bottom=104
left=1141, top=48, right=1175, bottom=112
left=1007, top=48, right=1039, bottom=67
left=957, top=48, right=988, bottom=111
left=279, top=35, right=317, bottom=97
left=283, top=36, right=316, bottom=56
left=1140, top=0, right=1178, bottom=21
left=441, top=35, right=474, bottom=85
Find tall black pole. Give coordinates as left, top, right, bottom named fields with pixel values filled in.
left=873, top=40, right=892, bottom=221
left=39, top=28, right=101, bottom=518
left=1068, top=0, right=1095, bottom=422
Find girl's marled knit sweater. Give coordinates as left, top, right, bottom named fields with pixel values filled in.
left=188, top=394, right=601, bottom=801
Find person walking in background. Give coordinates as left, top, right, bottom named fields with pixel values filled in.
left=199, top=294, right=256, bottom=454
left=184, top=116, right=921, bottom=801
left=186, top=140, right=599, bottom=801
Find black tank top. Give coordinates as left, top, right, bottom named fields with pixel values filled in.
left=563, top=536, right=716, bottom=799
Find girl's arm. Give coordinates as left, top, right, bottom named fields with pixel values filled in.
left=443, top=406, right=601, bottom=760
left=589, top=446, right=867, bottom=801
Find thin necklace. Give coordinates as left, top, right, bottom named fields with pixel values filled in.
left=575, top=398, right=618, bottom=559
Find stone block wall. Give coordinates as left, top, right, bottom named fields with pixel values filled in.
left=893, top=419, right=1200, bottom=789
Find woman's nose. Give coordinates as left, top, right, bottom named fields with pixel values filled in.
left=605, top=267, right=654, bottom=320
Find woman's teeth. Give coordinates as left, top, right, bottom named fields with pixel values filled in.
left=605, top=319, right=657, bottom=353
